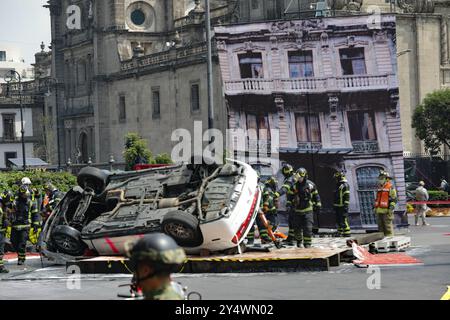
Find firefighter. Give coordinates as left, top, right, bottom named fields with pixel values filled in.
left=291, top=168, right=321, bottom=248
left=0, top=195, right=9, bottom=273
left=275, top=164, right=297, bottom=245
left=333, top=171, right=351, bottom=237
left=126, top=233, right=186, bottom=300
left=374, top=170, right=397, bottom=237
left=263, top=177, right=279, bottom=233
left=247, top=178, right=272, bottom=245
left=10, top=185, right=39, bottom=265
left=42, top=183, right=63, bottom=223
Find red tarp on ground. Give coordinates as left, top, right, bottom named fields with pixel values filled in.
left=352, top=244, right=423, bottom=268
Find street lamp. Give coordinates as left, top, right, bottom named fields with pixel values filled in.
left=45, top=77, right=62, bottom=170
left=4, top=70, right=26, bottom=171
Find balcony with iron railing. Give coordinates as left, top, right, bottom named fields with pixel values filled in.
left=297, top=142, right=323, bottom=152
left=224, top=74, right=397, bottom=96
left=352, top=140, right=379, bottom=153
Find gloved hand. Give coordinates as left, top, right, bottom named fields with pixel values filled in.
left=313, top=206, right=321, bottom=214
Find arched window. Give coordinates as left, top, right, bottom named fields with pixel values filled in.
left=356, top=166, right=384, bottom=225
left=78, top=132, right=89, bottom=163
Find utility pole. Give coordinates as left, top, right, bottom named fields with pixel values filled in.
left=205, top=0, right=214, bottom=132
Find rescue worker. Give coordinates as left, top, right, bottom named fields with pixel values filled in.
left=275, top=164, right=297, bottom=245
left=414, top=181, right=431, bottom=226
left=262, top=177, right=279, bottom=233
left=21, top=177, right=32, bottom=190
left=333, top=171, right=351, bottom=237
left=41, top=183, right=63, bottom=223
left=10, top=185, right=39, bottom=265
left=374, top=170, right=397, bottom=237
left=126, top=233, right=186, bottom=300
left=247, top=178, right=272, bottom=245
left=291, top=168, right=321, bottom=248
left=0, top=195, right=9, bottom=273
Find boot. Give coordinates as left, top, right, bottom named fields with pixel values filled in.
left=283, top=236, right=295, bottom=246
left=0, top=267, right=9, bottom=274
left=304, top=244, right=311, bottom=249
left=18, top=259, right=25, bottom=266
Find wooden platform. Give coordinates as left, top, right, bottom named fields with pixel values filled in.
left=66, top=246, right=350, bottom=274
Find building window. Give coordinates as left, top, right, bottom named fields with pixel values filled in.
left=295, top=114, right=321, bottom=142
left=251, top=0, right=259, bottom=10
left=0, top=51, right=6, bottom=61
left=152, top=90, right=160, bottom=117
left=289, top=51, right=314, bottom=77
left=2, top=114, right=15, bottom=140
left=239, top=53, right=264, bottom=78
left=347, top=111, right=377, bottom=141
left=191, top=84, right=200, bottom=111
left=246, top=114, right=271, bottom=141
left=4, top=152, right=17, bottom=169
left=339, top=48, right=366, bottom=75
left=119, top=96, right=126, bottom=122
left=131, top=9, right=146, bottom=25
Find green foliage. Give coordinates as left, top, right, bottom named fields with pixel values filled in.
left=428, top=190, right=449, bottom=201
left=412, top=89, right=450, bottom=155
left=123, top=133, right=153, bottom=170
left=154, top=153, right=173, bottom=164
left=0, top=170, right=76, bottom=193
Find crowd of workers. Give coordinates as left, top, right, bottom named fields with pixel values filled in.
left=0, top=177, right=63, bottom=273
left=247, top=164, right=399, bottom=248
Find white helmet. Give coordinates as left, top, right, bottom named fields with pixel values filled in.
left=21, top=177, right=32, bottom=185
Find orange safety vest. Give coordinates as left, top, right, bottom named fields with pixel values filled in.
left=374, top=181, right=392, bottom=209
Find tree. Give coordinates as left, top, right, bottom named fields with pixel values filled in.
left=123, top=133, right=153, bottom=170
left=412, top=88, right=450, bottom=155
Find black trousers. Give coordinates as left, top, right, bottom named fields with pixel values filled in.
left=292, top=211, right=314, bottom=245
left=11, top=228, right=28, bottom=261
left=0, top=232, right=5, bottom=267
left=287, top=207, right=295, bottom=239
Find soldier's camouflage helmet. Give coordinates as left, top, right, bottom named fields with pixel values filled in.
left=127, top=233, right=186, bottom=274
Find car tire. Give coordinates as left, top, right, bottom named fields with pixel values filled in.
left=51, top=225, right=87, bottom=256
left=77, top=167, right=109, bottom=194
left=161, top=211, right=203, bottom=247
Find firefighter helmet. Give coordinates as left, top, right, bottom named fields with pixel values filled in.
left=127, top=233, right=186, bottom=274
left=334, top=171, right=346, bottom=180
left=18, top=185, right=30, bottom=197
left=378, top=170, right=392, bottom=179
left=295, top=167, right=308, bottom=179
left=281, top=164, right=294, bottom=178
left=264, top=176, right=278, bottom=190
left=21, top=177, right=31, bottom=186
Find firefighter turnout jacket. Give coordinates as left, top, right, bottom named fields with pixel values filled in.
left=293, top=179, right=322, bottom=213
left=11, top=197, right=39, bottom=230
left=334, top=179, right=350, bottom=208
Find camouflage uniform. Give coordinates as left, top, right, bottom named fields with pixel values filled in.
left=143, top=283, right=184, bottom=300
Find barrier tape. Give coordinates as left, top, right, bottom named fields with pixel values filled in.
left=407, top=201, right=450, bottom=205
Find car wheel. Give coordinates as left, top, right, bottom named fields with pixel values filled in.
left=51, top=225, right=87, bottom=256
left=77, top=167, right=109, bottom=194
left=161, top=211, right=203, bottom=247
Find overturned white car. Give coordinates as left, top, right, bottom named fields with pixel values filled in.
left=41, top=159, right=260, bottom=258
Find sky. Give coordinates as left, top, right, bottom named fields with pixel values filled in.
left=0, top=0, right=51, bottom=66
